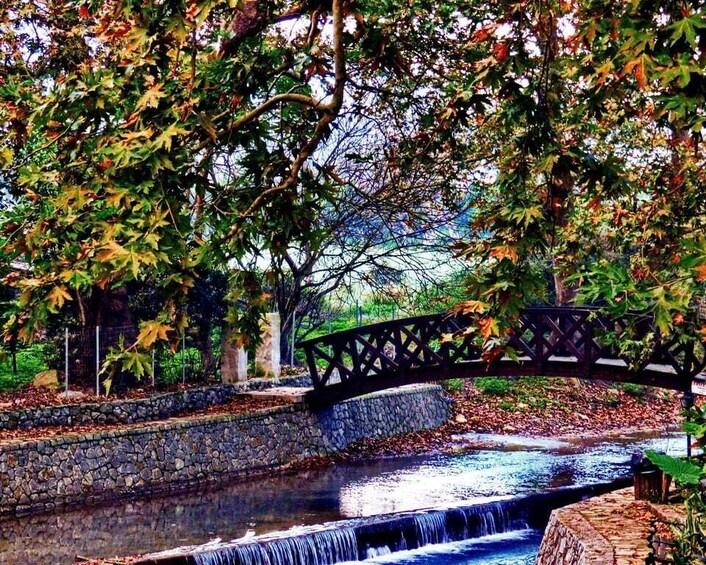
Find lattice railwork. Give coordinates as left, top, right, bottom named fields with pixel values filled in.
left=298, top=307, right=706, bottom=405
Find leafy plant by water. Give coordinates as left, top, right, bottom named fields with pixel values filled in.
left=646, top=405, right=706, bottom=563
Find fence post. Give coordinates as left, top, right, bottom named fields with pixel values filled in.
left=64, top=328, right=69, bottom=395
left=95, top=325, right=100, bottom=396
left=182, top=333, right=186, bottom=384
left=290, top=310, right=296, bottom=367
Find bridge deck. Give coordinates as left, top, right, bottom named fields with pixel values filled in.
left=297, top=307, right=706, bottom=406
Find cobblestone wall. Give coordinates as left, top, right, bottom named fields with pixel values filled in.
left=536, top=487, right=665, bottom=565
left=0, top=384, right=449, bottom=515
left=536, top=511, right=597, bottom=564
left=0, top=376, right=313, bottom=432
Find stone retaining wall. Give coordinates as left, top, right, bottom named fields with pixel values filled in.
left=0, top=376, right=313, bottom=432
left=0, top=384, right=449, bottom=516
left=536, top=487, right=684, bottom=565
left=536, top=509, right=613, bottom=564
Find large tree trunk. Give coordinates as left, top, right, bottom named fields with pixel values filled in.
left=70, top=286, right=138, bottom=392
left=195, top=320, right=216, bottom=378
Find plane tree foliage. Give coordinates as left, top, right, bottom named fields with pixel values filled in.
left=443, top=0, right=706, bottom=353
left=0, top=0, right=467, bottom=373
left=0, top=0, right=705, bottom=374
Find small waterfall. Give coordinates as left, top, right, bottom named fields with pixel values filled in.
left=192, top=527, right=358, bottom=565
left=364, top=545, right=392, bottom=559
left=136, top=481, right=628, bottom=565
left=462, top=501, right=516, bottom=538
left=414, top=511, right=449, bottom=546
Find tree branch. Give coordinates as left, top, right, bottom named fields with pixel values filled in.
left=229, top=0, right=347, bottom=232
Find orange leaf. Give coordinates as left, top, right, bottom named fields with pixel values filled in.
left=460, top=300, right=490, bottom=314
left=492, top=43, right=509, bottom=63
left=489, top=245, right=519, bottom=263
left=477, top=317, right=499, bottom=340
left=694, top=264, right=706, bottom=282
left=137, top=321, right=172, bottom=348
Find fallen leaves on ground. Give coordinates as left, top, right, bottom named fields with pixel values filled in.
left=312, top=379, right=684, bottom=465
left=0, top=395, right=290, bottom=444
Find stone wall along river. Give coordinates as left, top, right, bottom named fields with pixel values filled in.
left=0, top=384, right=449, bottom=515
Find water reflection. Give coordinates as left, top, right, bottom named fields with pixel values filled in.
left=0, top=430, right=685, bottom=564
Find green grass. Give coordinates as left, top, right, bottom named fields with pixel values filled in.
left=443, top=378, right=464, bottom=393
left=473, top=376, right=569, bottom=413
left=475, top=377, right=511, bottom=396
left=0, top=346, right=49, bottom=391
left=617, top=382, right=645, bottom=398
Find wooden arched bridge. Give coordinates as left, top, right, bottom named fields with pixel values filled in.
left=297, top=307, right=706, bottom=406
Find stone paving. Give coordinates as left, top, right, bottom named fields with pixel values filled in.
left=537, top=487, right=684, bottom=564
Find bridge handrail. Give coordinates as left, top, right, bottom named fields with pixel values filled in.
left=297, top=313, right=444, bottom=349
left=297, top=306, right=706, bottom=400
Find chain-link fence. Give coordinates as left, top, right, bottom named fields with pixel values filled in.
left=0, top=325, right=223, bottom=396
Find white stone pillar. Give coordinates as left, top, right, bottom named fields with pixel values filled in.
left=256, top=312, right=281, bottom=378
left=221, top=331, right=249, bottom=383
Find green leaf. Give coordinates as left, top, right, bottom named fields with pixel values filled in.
left=668, top=15, right=706, bottom=47
left=681, top=421, right=706, bottom=439
left=645, top=450, right=702, bottom=486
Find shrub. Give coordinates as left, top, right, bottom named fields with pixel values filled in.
left=0, top=345, right=50, bottom=391
left=443, top=378, right=464, bottom=393
left=475, top=377, right=510, bottom=396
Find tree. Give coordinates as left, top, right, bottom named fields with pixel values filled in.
left=264, top=106, right=473, bottom=361
left=440, top=0, right=706, bottom=353
left=2, top=0, right=703, bottom=379
left=0, top=0, right=483, bottom=376
left=0, top=1, right=368, bottom=367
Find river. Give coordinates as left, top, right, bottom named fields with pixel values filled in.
left=0, top=428, right=684, bottom=564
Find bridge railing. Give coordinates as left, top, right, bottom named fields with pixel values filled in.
left=297, top=307, right=706, bottom=396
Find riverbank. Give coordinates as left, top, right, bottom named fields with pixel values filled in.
left=0, top=377, right=685, bottom=564
left=307, top=378, right=683, bottom=464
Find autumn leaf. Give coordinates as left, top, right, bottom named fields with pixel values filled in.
left=135, top=83, right=167, bottom=112
left=695, top=264, right=706, bottom=282
left=623, top=54, right=653, bottom=90
left=489, top=245, right=519, bottom=263
left=153, top=123, right=189, bottom=150
left=698, top=325, right=706, bottom=342
left=439, top=333, right=455, bottom=344
left=492, top=43, right=509, bottom=63
left=137, top=321, right=172, bottom=348
left=97, top=240, right=129, bottom=262
left=477, top=317, right=499, bottom=340
left=47, top=285, right=72, bottom=312
left=459, top=300, right=490, bottom=314
left=0, top=146, right=13, bottom=167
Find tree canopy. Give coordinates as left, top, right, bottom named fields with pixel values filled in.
left=0, top=0, right=705, bottom=371
left=448, top=0, right=706, bottom=348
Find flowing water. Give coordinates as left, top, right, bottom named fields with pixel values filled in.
left=0, top=429, right=685, bottom=564
left=342, top=530, right=543, bottom=565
